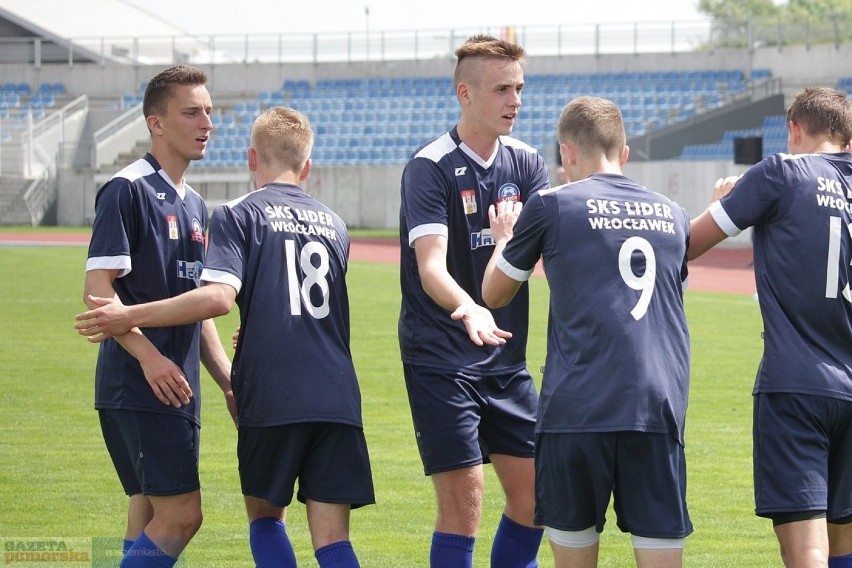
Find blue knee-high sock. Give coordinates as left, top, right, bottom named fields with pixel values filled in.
left=123, top=539, right=135, bottom=556
left=120, top=531, right=176, bottom=568
left=249, top=517, right=297, bottom=568
left=430, top=531, right=475, bottom=568
left=315, top=540, right=360, bottom=568
left=491, top=514, right=544, bottom=568
left=829, top=553, right=852, bottom=568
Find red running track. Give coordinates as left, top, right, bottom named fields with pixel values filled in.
left=0, top=233, right=755, bottom=296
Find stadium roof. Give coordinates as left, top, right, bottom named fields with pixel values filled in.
left=0, top=0, right=207, bottom=63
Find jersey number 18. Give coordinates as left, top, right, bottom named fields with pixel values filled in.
left=285, top=239, right=331, bottom=319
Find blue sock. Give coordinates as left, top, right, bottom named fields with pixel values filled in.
left=120, top=531, right=176, bottom=567
left=249, top=517, right=296, bottom=568
left=315, top=540, right=360, bottom=567
left=430, top=531, right=475, bottom=568
left=491, top=514, right=544, bottom=568
left=830, top=553, right=852, bottom=568
left=123, top=539, right=135, bottom=556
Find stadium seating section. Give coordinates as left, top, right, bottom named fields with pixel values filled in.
left=0, top=82, right=65, bottom=140
left=200, top=70, right=753, bottom=168
left=4, top=71, right=850, bottom=164
left=679, top=74, right=852, bottom=161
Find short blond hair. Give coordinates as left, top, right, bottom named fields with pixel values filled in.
left=453, top=34, right=526, bottom=88
left=251, top=107, right=314, bottom=173
left=557, top=97, right=626, bottom=161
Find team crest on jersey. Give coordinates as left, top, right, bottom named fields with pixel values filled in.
left=190, top=218, right=206, bottom=244
left=461, top=190, right=477, bottom=215
left=167, top=215, right=178, bottom=240
left=497, top=183, right=521, bottom=203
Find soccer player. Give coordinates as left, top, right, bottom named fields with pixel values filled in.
left=482, top=96, right=692, bottom=568
left=398, top=34, right=549, bottom=567
left=76, top=106, right=375, bottom=568
left=80, top=65, right=234, bottom=567
left=689, top=87, right=852, bottom=568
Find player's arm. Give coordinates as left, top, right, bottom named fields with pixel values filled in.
left=81, top=269, right=192, bottom=408
left=199, top=318, right=237, bottom=426
left=482, top=200, right=524, bottom=308
left=687, top=176, right=740, bottom=260
left=76, top=283, right=236, bottom=339
left=413, top=234, right=511, bottom=347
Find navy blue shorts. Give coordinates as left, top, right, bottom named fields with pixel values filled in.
left=753, top=393, right=852, bottom=521
left=238, top=422, right=375, bottom=509
left=98, top=409, right=200, bottom=496
left=535, top=431, right=693, bottom=538
left=403, top=364, right=537, bottom=475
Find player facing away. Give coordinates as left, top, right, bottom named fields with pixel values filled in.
left=76, top=107, right=375, bottom=568
left=398, top=34, right=549, bottom=567
left=80, top=65, right=234, bottom=567
left=689, top=87, right=852, bottom=568
left=482, top=96, right=693, bottom=568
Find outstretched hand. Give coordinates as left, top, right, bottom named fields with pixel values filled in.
left=488, top=199, right=523, bottom=243
left=450, top=302, right=512, bottom=346
left=74, top=296, right=133, bottom=342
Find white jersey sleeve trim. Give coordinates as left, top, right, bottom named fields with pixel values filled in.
left=200, top=268, right=242, bottom=294
left=86, top=255, right=132, bottom=278
left=709, top=200, right=743, bottom=237
left=408, top=223, right=448, bottom=247
left=497, top=255, right=533, bottom=282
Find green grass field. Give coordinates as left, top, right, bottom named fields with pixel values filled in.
left=0, top=241, right=779, bottom=567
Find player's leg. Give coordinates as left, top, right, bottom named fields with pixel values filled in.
left=403, top=364, right=486, bottom=567
left=491, top=454, right=542, bottom=567
left=773, top=518, right=829, bottom=567
left=482, top=369, right=543, bottom=567
left=126, top=494, right=153, bottom=537
left=614, top=432, right=692, bottom=568
left=100, top=410, right=202, bottom=566
left=425, top=466, right=481, bottom=567
left=826, top=397, right=852, bottom=566
left=141, top=491, right=203, bottom=558
left=631, top=538, right=683, bottom=568
left=828, top=520, right=852, bottom=567
left=546, top=527, right=600, bottom=568
left=538, top=432, right=613, bottom=568
left=298, top=422, right=374, bottom=568
left=239, top=425, right=304, bottom=568
left=432, top=465, right=485, bottom=535
left=100, top=411, right=151, bottom=554
left=754, top=394, right=840, bottom=567
left=306, top=501, right=361, bottom=567
left=244, top=496, right=295, bottom=568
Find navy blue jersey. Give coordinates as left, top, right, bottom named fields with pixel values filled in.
left=499, top=174, right=691, bottom=440
left=711, top=152, right=852, bottom=401
left=399, top=127, right=549, bottom=373
left=87, top=153, right=208, bottom=425
left=201, top=183, right=362, bottom=428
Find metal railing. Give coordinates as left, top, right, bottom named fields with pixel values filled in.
left=0, top=15, right=848, bottom=68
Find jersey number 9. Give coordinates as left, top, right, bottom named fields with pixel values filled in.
left=618, top=236, right=657, bottom=321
